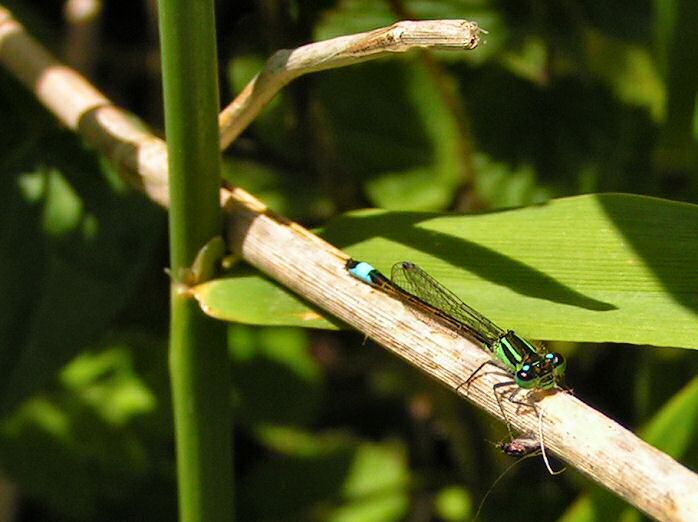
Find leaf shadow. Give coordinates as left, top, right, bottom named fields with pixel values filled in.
left=596, top=193, right=698, bottom=317
left=323, top=210, right=616, bottom=312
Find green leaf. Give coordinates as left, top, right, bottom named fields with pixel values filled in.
left=329, top=442, right=409, bottom=522
left=316, top=60, right=463, bottom=211
left=196, top=194, right=698, bottom=349
left=331, top=194, right=698, bottom=349
left=434, top=485, right=473, bottom=522
left=457, top=62, right=657, bottom=198
left=239, top=439, right=409, bottom=521
left=361, top=60, right=464, bottom=210
left=640, top=376, right=698, bottom=457
left=220, top=158, right=335, bottom=221
left=582, top=29, right=664, bottom=120
left=228, top=326, right=324, bottom=428
left=0, top=332, right=175, bottom=521
left=0, top=132, right=162, bottom=412
left=192, top=271, right=344, bottom=330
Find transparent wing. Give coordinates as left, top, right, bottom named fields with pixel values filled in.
left=391, top=261, right=505, bottom=344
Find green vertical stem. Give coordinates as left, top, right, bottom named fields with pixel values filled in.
left=157, top=1, right=234, bottom=521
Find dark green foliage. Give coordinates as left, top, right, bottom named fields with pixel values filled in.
left=1, top=1, right=697, bottom=521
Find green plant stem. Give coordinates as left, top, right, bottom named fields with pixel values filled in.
left=169, top=298, right=233, bottom=521
left=157, top=0, right=234, bottom=521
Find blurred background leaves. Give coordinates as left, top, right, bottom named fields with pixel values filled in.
left=0, top=0, right=697, bottom=520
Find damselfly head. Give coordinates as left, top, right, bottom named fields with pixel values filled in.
left=515, top=359, right=553, bottom=389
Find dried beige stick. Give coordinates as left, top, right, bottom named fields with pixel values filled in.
left=223, top=192, right=698, bottom=522
left=218, top=19, right=482, bottom=149
left=1, top=7, right=697, bottom=520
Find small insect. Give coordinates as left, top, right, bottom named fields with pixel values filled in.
left=499, top=409, right=565, bottom=475
left=498, top=432, right=540, bottom=458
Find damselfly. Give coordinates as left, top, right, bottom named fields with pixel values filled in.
left=345, top=259, right=566, bottom=404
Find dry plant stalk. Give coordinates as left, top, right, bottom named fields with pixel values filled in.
left=218, top=19, right=481, bottom=149
left=63, top=0, right=102, bottom=75
left=1, top=6, right=696, bottom=520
